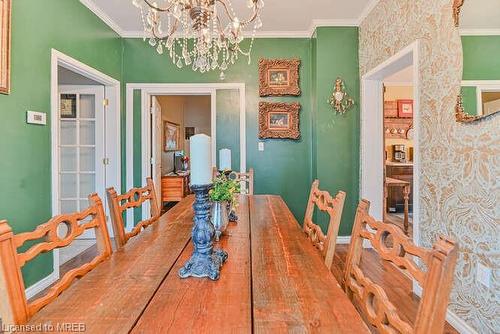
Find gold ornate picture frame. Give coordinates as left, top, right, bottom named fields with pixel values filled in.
left=259, top=102, right=301, bottom=140
left=259, top=59, right=301, bottom=96
left=0, top=0, right=11, bottom=94
left=164, top=121, right=181, bottom=151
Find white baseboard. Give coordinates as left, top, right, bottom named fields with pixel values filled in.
left=25, top=271, right=59, bottom=300
left=337, top=236, right=351, bottom=244
left=446, top=310, right=479, bottom=334
left=413, top=284, right=478, bottom=334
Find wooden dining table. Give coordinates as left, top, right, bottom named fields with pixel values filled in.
left=25, top=195, right=369, bottom=333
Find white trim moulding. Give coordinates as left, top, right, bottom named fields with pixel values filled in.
left=460, top=29, right=500, bottom=36
left=413, top=285, right=479, bottom=334
left=79, top=0, right=126, bottom=36
left=80, top=0, right=384, bottom=39
left=357, top=0, right=381, bottom=25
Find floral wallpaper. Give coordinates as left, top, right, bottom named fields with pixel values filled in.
left=359, top=0, right=499, bottom=333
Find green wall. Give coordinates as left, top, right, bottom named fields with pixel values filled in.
left=1, top=1, right=361, bottom=289
left=124, top=38, right=314, bottom=223
left=462, top=36, right=500, bottom=80
left=0, top=0, right=122, bottom=287
left=312, top=28, right=360, bottom=236
left=461, top=36, right=500, bottom=115
left=216, top=90, right=241, bottom=171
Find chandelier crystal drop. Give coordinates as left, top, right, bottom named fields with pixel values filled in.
left=133, top=0, right=265, bottom=76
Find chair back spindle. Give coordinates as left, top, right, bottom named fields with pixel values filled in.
left=107, top=177, right=160, bottom=248
left=344, top=200, right=458, bottom=334
left=303, top=180, right=346, bottom=270
left=0, top=194, right=112, bottom=325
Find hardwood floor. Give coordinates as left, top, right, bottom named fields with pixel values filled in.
left=386, top=212, right=413, bottom=237
left=331, top=244, right=458, bottom=334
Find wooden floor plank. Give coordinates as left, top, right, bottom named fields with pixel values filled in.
left=24, top=198, right=194, bottom=334
left=250, top=195, right=370, bottom=333
left=131, top=196, right=252, bottom=334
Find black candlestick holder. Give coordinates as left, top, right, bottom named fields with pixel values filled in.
left=178, top=184, right=228, bottom=280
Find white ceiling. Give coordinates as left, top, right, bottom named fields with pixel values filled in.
left=460, top=0, right=500, bottom=32
left=80, top=0, right=377, bottom=37
left=80, top=0, right=500, bottom=37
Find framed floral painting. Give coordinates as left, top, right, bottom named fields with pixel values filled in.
left=0, top=0, right=12, bottom=94
left=259, top=59, right=301, bottom=96
left=258, top=102, right=301, bottom=140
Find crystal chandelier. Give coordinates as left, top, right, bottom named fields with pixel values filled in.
left=133, top=0, right=265, bottom=79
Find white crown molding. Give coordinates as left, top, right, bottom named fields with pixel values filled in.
left=79, top=0, right=126, bottom=36
left=122, top=30, right=314, bottom=39
left=460, top=29, right=500, bottom=36
left=357, top=0, right=381, bottom=25
left=81, top=0, right=385, bottom=39
left=308, top=19, right=359, bottom=37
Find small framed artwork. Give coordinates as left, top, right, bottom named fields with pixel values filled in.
left=397, top=99, right=414, bottom=118
left=164, top=121, right=180, bottom=151
left=259, top=59, right=300, bottom=96
left=60, top=94, right=77, bottom=118
left=259, top=102, right=301, bottom=140
left=0, top=0, right=12, bottom=94
left=185, top=126, right=195, bottom=140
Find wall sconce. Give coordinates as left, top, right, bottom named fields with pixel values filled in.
left=327, top=77, right=355, bottom=114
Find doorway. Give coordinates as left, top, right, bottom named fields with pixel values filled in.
left=39, top=50, right=121, bottom=299
left=360, top=41, right=420, bottom=244
left=125, top=83, right=246, bottom=226
left=383, top=67, right=415, bottom=238
left=152, top=95, right=212, bottom=212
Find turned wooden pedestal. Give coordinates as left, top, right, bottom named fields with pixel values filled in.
left=384, top=177, right=411, bottom=235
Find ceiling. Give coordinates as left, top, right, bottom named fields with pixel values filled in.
left=460, top=0, right=500, bottom=31
left=81, top=0, right=376, bottom=37
left=80, top=0, right=500, bottom=37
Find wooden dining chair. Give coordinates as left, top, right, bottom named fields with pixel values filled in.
left=0, top=194, right=112, bottom=325
left=344, top=200, right=458, bottom=334
left=303, top=180, right=346, bottom=270
left=234, top=168, right=254, bottom=195
left=107, top=177, right=161, bottom=248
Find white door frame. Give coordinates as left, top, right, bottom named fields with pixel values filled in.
left=360, top=40, right=420, bottom=243
left=125, top=83, right=246, bottom=228
left=39, top=49, right=121, bottom=300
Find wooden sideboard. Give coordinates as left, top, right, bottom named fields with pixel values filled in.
left=161, top=173, right=190, bottom=203
left=385, top=163, right=413, bottom=213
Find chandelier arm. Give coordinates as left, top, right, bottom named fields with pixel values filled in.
left=215, top=0, right=259, bottom=25
left=152, top=18, right=180, bottom=41
left=142, top=0, right=176, bottom=12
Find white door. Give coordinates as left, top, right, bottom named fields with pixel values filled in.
left=151, top=96, right=163, bottom=208
left=58, top=85, right=105, bottom=239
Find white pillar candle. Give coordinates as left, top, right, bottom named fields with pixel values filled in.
left=190, top=134, right=213, bottom=185
left=219, top=148, right=232, bottom=171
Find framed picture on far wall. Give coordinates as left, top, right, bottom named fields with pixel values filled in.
left=397, top=99, right=414, bottom=118
left=259, top=59, right=301, bottom=96
left=164, top=121, right=180, bottom=151
left=185, top=126, right=195, bottom=140
left=0, top=0, right=12, bottom=94
left=258, top=102, right=301, bottom=140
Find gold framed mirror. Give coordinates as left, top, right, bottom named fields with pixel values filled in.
left=453, top=0, right=500, bottom=123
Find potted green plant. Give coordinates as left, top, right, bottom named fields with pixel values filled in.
left=209, top=174, right=240, bottom=240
